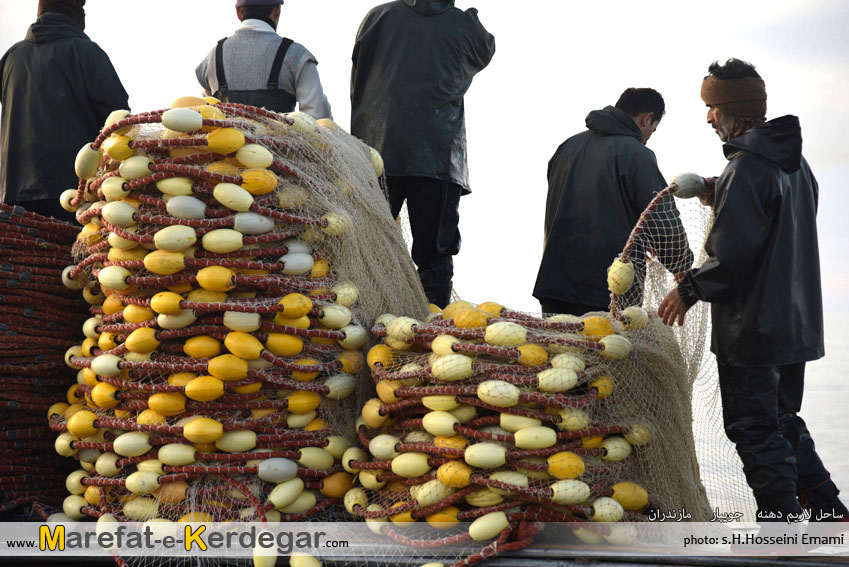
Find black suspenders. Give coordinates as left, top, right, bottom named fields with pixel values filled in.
left=214, top=38, right=229, bottom=97
left=267, top=38, right=293, bottom=90
left=215, top=36, right=294, bottom=95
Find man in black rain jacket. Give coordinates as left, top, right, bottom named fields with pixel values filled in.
left=0, top=0, right=128, bottom=221
left=350, top=0, right=495, bottom=308
left=660, top=59, right=848, bottom=525
left=533, top=88, right=693, bottom=316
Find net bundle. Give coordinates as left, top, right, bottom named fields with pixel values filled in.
left=341, top=298, right=713, bottom=565
left=0, top=204, right=82, bottom=516
left=41, top=96, right=429, bottom=565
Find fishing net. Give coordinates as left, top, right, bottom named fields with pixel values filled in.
left=344, top=299, right=712, bottom=565
left=338, top=175, right=761, bottom=566
left=608, top=174, right=757, bottom=522
left=0, top=204, right=82, bottom=517
left=40, top=97, right=429, bottom=566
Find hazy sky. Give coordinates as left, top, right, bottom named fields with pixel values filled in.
left=2, top=0, right=848, bottom=313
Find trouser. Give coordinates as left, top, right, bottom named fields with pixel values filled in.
left=539, top=299, right=607, bottom=317
left=718, top=362, right=847, bottom=521
left=7, top=198, right=75, bottom=224
left=387, top=176, right=462, bottom=309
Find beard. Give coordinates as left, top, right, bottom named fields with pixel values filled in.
left=713, top=115, right=736, bottom=142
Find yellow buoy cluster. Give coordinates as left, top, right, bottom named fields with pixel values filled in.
left=343, top=300, right=657, bottom=555
left=47, top=97, right=393, bottom=566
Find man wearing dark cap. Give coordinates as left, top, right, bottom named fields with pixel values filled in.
left=0, top=0, right=129, bottom=221
left=196, top=0, right=331, bottom=118
left=659, top=59, right=849, bottom=529
left=350, top=0, right=495, bottom=308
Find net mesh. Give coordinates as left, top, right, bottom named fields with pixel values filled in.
left=611, top=176, right=757, bottom=522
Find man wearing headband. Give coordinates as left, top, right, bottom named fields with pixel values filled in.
left=0, top=0, right=129, bottom=221
left=196, top=0, right=331, bottom=118
left=659, top=59, right=848, bottom=530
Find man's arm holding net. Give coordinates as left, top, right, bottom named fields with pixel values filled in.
left=661, top=167, right=773, bottom=325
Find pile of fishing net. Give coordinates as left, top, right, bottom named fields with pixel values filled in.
left=341, top=296, right=713, bottom=565
left=0, top=204, right=82, bottom=517
left=42, top=96, right=428, bottom=565
left=34, top=88, right=753, bottom=567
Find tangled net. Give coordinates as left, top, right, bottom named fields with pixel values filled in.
left=0, top=204, right=82, bottom=517
left=342, top=297, right=713, bottom=565
left=41, top=96, right=429, bottom=565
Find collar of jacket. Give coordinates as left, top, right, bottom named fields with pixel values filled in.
left=401, top=0, right=455, bottom=16
left=238, top=18, right=277, bottom=33
left=584, top=106, right=642, bottom=141
left=25, top=12, right=88, bottom=43
left=723, top=115, right=802, bottom=173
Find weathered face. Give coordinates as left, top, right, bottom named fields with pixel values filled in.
left=707, top=106, right=735, bottom=142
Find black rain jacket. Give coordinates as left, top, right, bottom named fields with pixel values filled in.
left=533, top=106, right=693, bottom=309
left=678, top=115, right=824, bottom=366
left=350, top=0, right=495, bottom=192
left=0, top=13, right=128, bottom=204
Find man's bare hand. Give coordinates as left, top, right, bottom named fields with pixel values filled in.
left=658, top=288, right=692, bottom=326
left=698, top=186, right=715, bottom=207
left=698, top=176, right=718, bottom=207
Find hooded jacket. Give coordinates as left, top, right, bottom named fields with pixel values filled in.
left=678, top=115, right=824, bottom=366
left=534, top=106, right=693, bottom=309
left=350, top=0, right=495, bottom=191
left=0, top=13, right=128, bottom=204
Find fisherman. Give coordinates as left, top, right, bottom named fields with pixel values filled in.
left=195, top=0, right=331, bottom=118
left=533, top=88, right=693, bottom=316
left=350, top=0, right=495, bottom=308
left=0, top=0, right=128, bottom=221
left=659, top=58, right=849, bottom=528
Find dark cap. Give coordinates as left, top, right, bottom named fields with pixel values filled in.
left=235, top=0, right=283, bottom=7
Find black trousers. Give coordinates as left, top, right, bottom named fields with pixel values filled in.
left=718, top=362, right=847, bottom=521
left=387, top=176, right=461, bottom=309
left=539, top=299, right=607, bottom=317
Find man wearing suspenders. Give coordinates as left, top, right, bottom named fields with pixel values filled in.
left=195, top=0, right=332, bottom=118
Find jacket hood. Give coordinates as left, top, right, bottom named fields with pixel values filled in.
left=400, top=0, right=454, bottom=16
left=585, top=106, right=641, bottom=141
left=723, top=115, right=802, bottom=173
left=25, top=12, right=87, bottom=43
